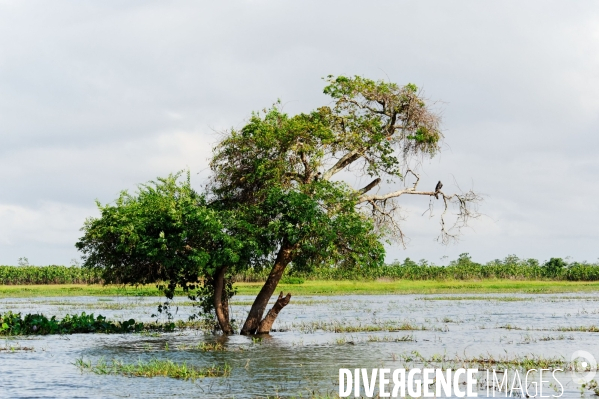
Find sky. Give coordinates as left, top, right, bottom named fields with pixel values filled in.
left=1, top=1, right=598, bottom=266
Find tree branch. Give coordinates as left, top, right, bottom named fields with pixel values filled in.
left=299, top=151, right=311, bottom=182
left=358, top=178, right=381, bottom=195
left=322, top=149, right=364, bottom=180
left=284, top=172, right=304, bottom=184
left=358, top=188, right=437, bottom=203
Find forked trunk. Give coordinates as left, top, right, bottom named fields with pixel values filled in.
left=214, top=266, right=233, bottom=335
left=240, top=240, right=296, bottom=335
left=257, top=291, right=291, bottom=334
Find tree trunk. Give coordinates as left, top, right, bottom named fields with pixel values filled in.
left=214, top=266, right=233, bottom=335
left=257, top=291, right=291, bottom=334
left=240, top=240, right=296, bottom=335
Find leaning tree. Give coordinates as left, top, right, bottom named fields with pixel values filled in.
left=76, top=75, right=480, bottom=335
left=209, top=75, right=481, bottom=334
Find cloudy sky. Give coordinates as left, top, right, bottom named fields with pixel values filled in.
left=1, top=1, right=598, bottom=266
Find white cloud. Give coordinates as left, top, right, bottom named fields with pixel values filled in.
left=1, top=1, right=599, bottom=264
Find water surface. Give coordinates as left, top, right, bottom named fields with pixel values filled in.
left=1, top=292, right=598, bottom=398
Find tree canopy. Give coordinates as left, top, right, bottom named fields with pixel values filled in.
left=77, top=75, right=480, bottom=335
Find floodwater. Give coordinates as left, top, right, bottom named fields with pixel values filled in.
left=1, top=292, right=599, bottom=398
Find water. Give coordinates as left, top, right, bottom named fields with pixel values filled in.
left=1, top=293, right=599, bottom=398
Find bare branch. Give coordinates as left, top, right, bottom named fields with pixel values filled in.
left=358, top=179, right=482, bottom=247
left=346, top=98, right=385, bottom=115
left=404, top=168, right=420, bottom=190
left=322, top=149, right=364, bottom=180
left=363, top=198, right=407, bottom=248
left=437, top=189, right=482, bottom=245
left=358, top=188, right=436, bottom=204
left=299, top=151, right=311, bottom=182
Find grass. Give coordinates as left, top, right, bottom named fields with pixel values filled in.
left=2, top=279, right=599, bottom=298
left=288, top=320, right=437, bottom=333
left=556, top=325, right=599, bottom=332
left=367, top=334, right=415, bottom=342
left=175, top=342, right=226, bottom=351
left=395, top=351, right=571, bottom=371
left=417, top=295, right=533, bottom=301
left=0, top=344, right=34, bottom=352
left=75, top=357, right=230, bottom=381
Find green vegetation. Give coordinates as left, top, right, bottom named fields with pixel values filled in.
left=74, top=75, right=480, bottom=336
left=286, top=253, right=599, bottom=281
left=0, top=284, right=165, bottom=297
left=280, top=276, right=305, bottom=285
left=556, top=325, right=599, bottom=332
left=0, top=311, right=144, bottom=335
left=0, top=344, right=34, bottom=352
left=75, top=357, right=230, bottom=381
left=290, top=320, right=434, bottom=333
left=0, top=309, right=222, bottom=335
left=0, top=265, right=101, bottom=285
left=417, top=295, right=531, bottom=301
left=2, top=279, right=599, bottom=298
left=175, top=342, right=226, bottom=351
left=582, top=380, right=599, bottom=396
left=395, top=351, right=570, bottom=371
left=3, top=254, right=598, bottom=289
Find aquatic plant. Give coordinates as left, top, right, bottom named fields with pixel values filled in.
left=0, top=311, right=144, bottom=335
left=75, top=357, right=230, bottom=381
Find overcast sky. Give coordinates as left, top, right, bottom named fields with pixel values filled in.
left=1, top=1, right=598, bottom=266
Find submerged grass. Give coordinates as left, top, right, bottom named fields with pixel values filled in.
left=3, top=279, right=599, bottom=298
left=289, top=320, right=439, bottom=333
left=396, top=351, right=571, bottom=371
left=367, top=334, right=415, bottom=342
left=0, top=344, right=34, bottom=352
left=175, top=342, right=226, bottom=351
left=417, top=295, right=533, bottom=301
left=556, top=325, right=599, bottom=332
left=75, top=357, right=230, bottom=381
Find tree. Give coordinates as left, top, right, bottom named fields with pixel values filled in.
left=209, top=75, right=480, bottom=334
left=75, top=172, right=259, bottom=334
left=77, top=75, right=480, bottom=336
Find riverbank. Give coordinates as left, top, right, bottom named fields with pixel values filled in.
left=2, top=279, right=599, bottom=297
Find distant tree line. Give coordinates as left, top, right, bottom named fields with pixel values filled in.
left=2, top=254, right=599, bottom=285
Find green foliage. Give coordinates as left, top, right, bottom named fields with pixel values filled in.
left=0, top=265, right=101, bottom=285
left=250, top=254, right=599, bottom=281
left=75, top=172, right=258, bottom=320
left=0, top=311, right=145, bottom=335
left=76, top=357, right=231, bottom=380
left=209, top=101, right=389, bottom=276
left=5, top=255, right=599, bottom=286
left=543, top=258, right=567, bottom=278
left=280, top=276, right=305, bottom=285
left=322, top=75, right=442, bottom=165
left=207, top=74, right=449, bottom=292
left=76, top=75, right=468, bottom=331
left=77, top=172, right=223, bottom=296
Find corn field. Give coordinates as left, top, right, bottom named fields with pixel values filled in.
left=2, top=254, right=599, bottom=285
left=235, top=254, right=599, bottom=282
left=0, top=266, right=102, bottom=285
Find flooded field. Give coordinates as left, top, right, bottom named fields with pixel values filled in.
left=1, top=292, right=599, bottom=398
